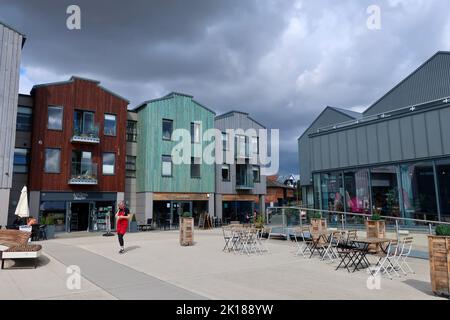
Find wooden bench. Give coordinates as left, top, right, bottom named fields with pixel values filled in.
left=0, top=229, right=42, bottom=269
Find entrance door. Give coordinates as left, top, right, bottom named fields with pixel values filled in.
left=171, top=201, right=192, bottom=228
left=69, top=202, right=91, bottom=232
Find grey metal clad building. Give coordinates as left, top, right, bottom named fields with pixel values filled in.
left=298, top=52, right=450, bottom=223
left=0, top=21, right=25, bottom=227
left=215, top=111, right=266, bottom=223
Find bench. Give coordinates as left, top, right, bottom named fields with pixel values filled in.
left=0, top=230, right=42, bottom=269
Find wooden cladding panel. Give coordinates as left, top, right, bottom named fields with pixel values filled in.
left=29, top=79, right=128, bottom=192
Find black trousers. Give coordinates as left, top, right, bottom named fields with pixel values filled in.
left=118, top=233, right=125, bottom=247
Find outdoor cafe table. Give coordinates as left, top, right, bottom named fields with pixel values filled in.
left=336, top=237, right=393, bottom=273
left=309, top=229, right=347, bottom=258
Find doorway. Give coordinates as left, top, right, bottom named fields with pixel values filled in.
left=70, top=202, right=90, bottom=232
left=171, top=201, right=192, bottom=228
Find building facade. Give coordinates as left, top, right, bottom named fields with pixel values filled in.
left=135, top=92, right=215, bottom=227
left=0, top=21, right=25, bottom=227
left=298, top=52, right=450, bottom=224
left=26, top=76, right=129, bottom=232
left=125, top=111, right=138, bottom=218
left=266, top=177, right=295, bottom=207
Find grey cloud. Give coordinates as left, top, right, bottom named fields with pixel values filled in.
left=1, top=0, right=450, bottom=175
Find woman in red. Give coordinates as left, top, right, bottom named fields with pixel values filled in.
left=115, top=201, right=131, bottom=254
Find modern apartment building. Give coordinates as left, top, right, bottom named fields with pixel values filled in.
left=0, top=21, right=26, bottom=227
left=24, top=76, right=129, bottom=232
left=134, top=92, right=215, bottom=227
left=214, top=111, right=266, bottom=223
left=298, top=52, right=450, bottom=223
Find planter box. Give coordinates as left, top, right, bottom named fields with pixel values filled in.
left=310, top=218, right=327, bottom=233
left=428, top=235, right=450, bottom=297
left=365, top=220, right=385, bottom=253
left=180, top=217, right=194, bottom=246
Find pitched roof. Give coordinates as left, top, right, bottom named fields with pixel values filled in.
left=0, top=20, right=26, bottom=47
left=267, top=179, right=295, bottom=189
left=31, top=76, right=129, bottom=103
left=215, top=110, right=266, bottom=129
left=133, top=92, right=216, bottom=115
left=329, top=107, right=362, bottom=119
left=364, top=51, right=450, bottom=116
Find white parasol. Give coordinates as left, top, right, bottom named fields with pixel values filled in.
left=14, top=186, right=30, bottom=218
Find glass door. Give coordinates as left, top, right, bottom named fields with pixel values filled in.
left=171, top=201, right=192, bottom=228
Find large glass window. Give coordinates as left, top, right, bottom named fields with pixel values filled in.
left=71, top=151, right=95, bottom=180
left=47, top=106, right=63, bottom=130
left=370, top=166, right=400, bottom=217
left=45, top=148, right=61, bottom=173
left=162, top=155, right=172, bottom=177
left=313, top=173, right=321, bottom=210
left=320, top=172, right=344, bottom=212
left=236, top=135, right=248, bottom=158
left=127, top=120, right=137, bottom=142
left=13, top=148, right=30, bottom=173
left=222, top=132, right=228, bottom=151
left=104, top=114, right=116, bottom=136
left=437, top=160, right=450, bottom=222
left=16, top=106, right=32, bottom=132
left=162, top=119, right=173, bottom=141
left=190, top=157, right=201, bottom=178
left=126, top=155, right=136, bottom=178
left=344, top=169, right=370, bottom=214
left=252, top=165, right=260, bottom=183
left=102, top=153, right=115, bottom=175
left=400, top=162, right=438, bottom=222
left=191, top=122, right=201, bottom=143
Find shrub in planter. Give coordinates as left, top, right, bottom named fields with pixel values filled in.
left=428, top=224, right=450, bottom=297
left=42, top=216, right=56, bottom=239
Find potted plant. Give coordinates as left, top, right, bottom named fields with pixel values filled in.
left=254, top=214, right=265, bottom=230
left=310, top=212, right=327, bottom=232
left=428, top=224, right=450, bottom=297
left=180, top=212, right=194, bottom=246
left=42, top=215, right=56, bottom=239
left=129, top=214, right=138, bottom=233
left=365, top=210, right=386, bottom=253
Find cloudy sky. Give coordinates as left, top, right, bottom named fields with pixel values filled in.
left=1, top=0, right=450, bottom=175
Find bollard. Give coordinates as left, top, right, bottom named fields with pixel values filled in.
left=395, top=220, right=399, bottom=242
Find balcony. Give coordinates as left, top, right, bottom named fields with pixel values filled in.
left=68, top=162, right=98, bottom=185
left=71, top=124, right=100, bottom=144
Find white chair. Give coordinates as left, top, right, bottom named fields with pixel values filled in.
left=321, top=231, right=341, bottom=262
left=372, top=240, right=400, bottom=279
left=295, top=226, right=314, bottom=258
left=394, top=237, right=415, bottom=275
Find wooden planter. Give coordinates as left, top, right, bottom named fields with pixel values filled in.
left=428, top=235, right=450, bottom=297
left=365, top=220, right=386, bottom=253
left=180, top=217, right=194, bottom=246
left=310, top=218, right=327, bottom=233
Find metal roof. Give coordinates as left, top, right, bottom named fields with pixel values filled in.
left=215, top=110, right=266, bottom=129
left=0, top=20, right=26, bottom=47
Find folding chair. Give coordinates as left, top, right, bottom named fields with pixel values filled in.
left=372, top=240, right=400, bottom=279
left=395, top=237, right=415, bottom=275
left=222, top=226, right=238, bottom=252
left=294, top=226, right=314, bottom=258
left=321, top=231, right=342, bottom=262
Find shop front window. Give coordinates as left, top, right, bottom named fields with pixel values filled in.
left=39, top=201, right=66, bottom=233
left=370, top=166, right=400, bottom=217
left=344, top=169, right=370, bottom=214
left=313, top=173, right=321, bottom=210
left=437, top=159, right=450, bottom=222
left=400, top=162, right=438, bottom=222
left=320, top=172, right=344, bottom=212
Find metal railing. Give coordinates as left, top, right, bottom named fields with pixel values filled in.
left=69, top=162, right=98, bottom=184
left=72, top=124, right=100, bottom=143
left=265, top=206, right=450, bottom=239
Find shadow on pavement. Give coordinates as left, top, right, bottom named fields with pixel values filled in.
left=403, top=279, right=435, bottom=297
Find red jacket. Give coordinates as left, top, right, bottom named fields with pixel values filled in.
left=116, top=208, right=129, bottom=234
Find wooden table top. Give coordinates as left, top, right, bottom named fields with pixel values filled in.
left=352, top=237, right=394, bottom=244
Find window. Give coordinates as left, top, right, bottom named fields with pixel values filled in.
left=126, top=155, right=136, bottom=178
left=13, top=148, right=29, bottom=173
left=162, top=155, right=172, bottom=177
left=162, top=119, right=173, bottom=140
left=400, top=162, right=437, bottom=221
left=436, top=160, right=450, bottom=221
left=191, top=157, right=201, bottom=178
left=74, top=110, right=96, bottom=136
left=102, top=153, right=115, bottom=175
left=16, top=106, right=32, bottom=132
left=191, top=122, right=201, bottom=143
left=320, top=172, right=344, bottom=212
left=222, top=164, right=230, bottom=181
left=251, top=136, right=259, bottom=155
left=222, top=132, right=228, bottom=150
left=370, top=166, right=400, bottom=217
left=127, top=120, right=137, bottom=142
left=252, top=166, right=260, bottom=183
left=45, top=148, right=61, bottom=173
left=236, top=135, right=248, bottom=158
left=344, top=169, right=370, bottom=214
left=71, top=151, right=95, bottom=179
left=47, top=106, right=63, bottom=130
left=104, top=114, right=116, bottom=136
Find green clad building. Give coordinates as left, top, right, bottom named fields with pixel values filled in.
left=134, top=92, right=216, bottom=227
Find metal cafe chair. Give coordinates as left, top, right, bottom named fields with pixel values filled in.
left=372, top=240, right=400, bottom=279
left=394, top=236, right=415, bottom=275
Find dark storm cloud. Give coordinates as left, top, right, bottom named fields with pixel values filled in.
left=1, top=0, right=450, bottom=175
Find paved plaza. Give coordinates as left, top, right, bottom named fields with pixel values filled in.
left=0, top=229, right=444, bottom=300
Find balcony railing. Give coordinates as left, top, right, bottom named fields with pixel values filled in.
left=236, top=164, right=254, bottom=190
left=69, top=162, right=98, bottom=185
left=71, top=124, right=100, bottom=144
